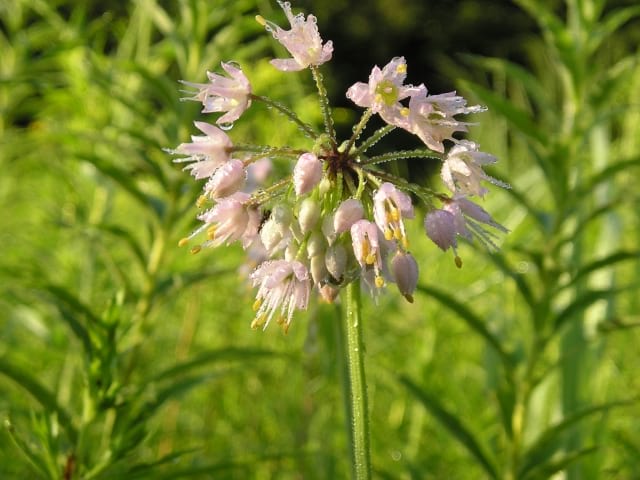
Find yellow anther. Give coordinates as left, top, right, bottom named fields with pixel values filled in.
left=396, top=63, right=407, bottom=74
left=455, top=256, right=463, bottom=269
left=282, top=322, right=290, bottom=335
left=375, top=275, right=385, bottom=288
left=400, top=107, right=410, bottom=117
left=255, top=15, right=266, bottom=26
left=276, top=315, right=285, bottom=325
left=389, top=207, right=400, bottom=222
left=384, top=228, right=394, bottom=241
left=365, top=253, right=376, bottom=265
left=251, top=313, right=266, bottom=329
left=196, top=195, right=208, bottom=208
left=190, top=245, right=201, bottom=254
left=207, top=225, right=216, bottom=240
left=252, top=298, right=262, bottom=311
left=178, top=238, right=189, bottom=247
left=361, top=239, right=370, bottom=259
left=394, top=229, right=402, bottom=241
left=401, top=236, right=409, bottom=250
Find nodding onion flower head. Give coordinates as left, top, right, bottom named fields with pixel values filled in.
left=181, top=62, right=252, bottom=125
left=170, top=1, right=509, bottom=332
left=257, top=1, right=333, bottom=72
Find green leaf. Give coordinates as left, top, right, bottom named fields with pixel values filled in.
left=95, top=224, right=148, bottom=270
left=480, top=252, right=538, bottom=312
left=463, top=55, right=550, bottom=111
left=416, top=284, right=511, bottom=366
left=458, top=80, right=548, bottom=146
left=0, top=359, right=77, bottom=443
left=553, top=288, right=621, bottom=333
left=4, top=419, right=51, bottom=479
left=562, top=250, right=640, bottom=289
left=521, top=446, right=598, bottom=480
left=578, top=156, right=640, bottom=198
left=587, top=6, right=640, bottom=54
left=518, top=400, right=635, bottom=478
left=399, top=376, right=499, bottom=480
left=150, top=347, right=288, bottom=382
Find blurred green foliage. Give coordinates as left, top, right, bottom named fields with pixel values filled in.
left=1, top=0, right=639, bottom=479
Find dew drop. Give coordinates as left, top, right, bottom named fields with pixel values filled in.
left=219, top=122, right=234, bottom=131
left=226, top=60, right=241, bottom=69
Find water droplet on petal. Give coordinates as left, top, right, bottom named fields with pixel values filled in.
left=219, top=122, right=234, bottom=131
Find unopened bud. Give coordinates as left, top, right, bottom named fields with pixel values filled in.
left=391, top=251, right=419, bottom=303
left=298, top=198, right=321, bottom=233
left=293, top=152, right=323, bottom=196
left=310, top=254, right=328, bottom=285
left=204, top=159, right=246, bottom=199
left=325, top=244, right=347, bottom=281
left=307, top=231, right=326, bottom=258
left=319, top=284, right=340, bottom=303
left=424, top=209, right=457, bottom=251
left=333, top=198, right=364, bottom=234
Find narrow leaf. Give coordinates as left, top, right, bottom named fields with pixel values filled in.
left=416, top=284, right=511, bottom=366
left=0, top=359, right=77, bottom=443
left=150, top=347, right=287, bottom=382
left=400, top=375, right=499, bottom=479
left=522, top=446, right=598, bottom=480
left=563, top=250, right=640, bottom=289
left=519, top=400, right=635, bottom=477
left=553, top=288, right=621, bottom=332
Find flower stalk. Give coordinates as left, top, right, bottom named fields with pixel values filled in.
left=344, top=281, right=372, bottom=480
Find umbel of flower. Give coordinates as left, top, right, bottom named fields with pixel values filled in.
left=171, top=1, right=509, bottom=332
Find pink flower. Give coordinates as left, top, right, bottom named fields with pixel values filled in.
left=293, top=152, right=323, bottom=195
left=181, top=62, right=252, bottom=124
left=424, top=209, right=458, bottom=253
left=195, top=192, right=255, bottom=247
left=408, top=89, right=486, bottom=153
left=260, top=1, right=333, bottom=72
left=350, top=219, right=384, bottom=288
left=250, top=259, right=311, bottom=331
left=172, top=122, right=233, bottom=179
left=391, top=252, right=419, bottom=303
left=333, top=198, right=364, bottom=234
left=373, top=182, right=414, bottom=248
left=346, top=57, right=421, bottom=129
left=441, top=140, right=509, bottom=197
left=204, top=159, right=246, bottom=199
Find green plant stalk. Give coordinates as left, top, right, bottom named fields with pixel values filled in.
left=344, top=282, right=372, bottom=480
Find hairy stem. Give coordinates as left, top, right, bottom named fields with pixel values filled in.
left=344, top=282, right=372, bottom=480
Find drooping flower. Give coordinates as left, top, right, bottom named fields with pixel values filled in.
left=172, top=122, right=233, bottom=179
left=350, top=220, right=384, bottom=288
left=250, top=259, right=311, bottom=332
left=333, top=198, right=364, bottom=234
left=204, top=158, right=246, bottom=199
left=293, top=152, right=323, bottom=195
left=373, top=182, right=414, bottom=249
left=440, top=140, right=509, bottom=197
left=408, top=89, right=486, bottom=153
left=424, top=209, right=458, bottom=253
left=181, top=62, right=252, bottom=125
left=391, top=251, right=419, bottom=303
left=259, top=1, right=333, bottom=72
left=346, top=57, right=420, bottom=129
left=431, top=195, right=509, bottom=260
left=194, top=192, right=256, bottom=247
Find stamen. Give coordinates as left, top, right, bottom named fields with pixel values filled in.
left=396, top=64, right=407, bottom=74
left=178, top=238, right=189, bottom=247
left=196, top=195, right=208, bottom=208
left=252, top=298, right=262, bottom=311
left=375, top=275, right=384, bottom=288
left=207, top=225, right=216, bottom=240
left=190, top=245, right=202, bottom=254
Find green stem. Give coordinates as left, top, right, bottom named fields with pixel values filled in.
left=310, top=66, right=337, bottom=149
left=344, top=108, right=373, bottom=155
left=354, top=124, right=396, bottom=155
left=344, top=282, right=372, bottom=480
left=252, top=94, right=318, bottom=139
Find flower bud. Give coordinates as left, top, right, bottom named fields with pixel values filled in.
left=319, top=284, right=340, bottom=303
left=293, top=153, right=322, bottom=196
left=322, top=214, right=336, bottom=245
left=310, top=254, right=328, bottom=285
left=333, top=198, right=364, bottom=234
left=307, top=231, right=326, bottom=258
left=204, top=159, right=246, bottom=199
left=424, top=209, right=457, bottom=251
left=325, top=244, right=347, bottom=281
left=298, top=198, right=321, bottom=233
left=391, top=251, right=419, bottom=303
